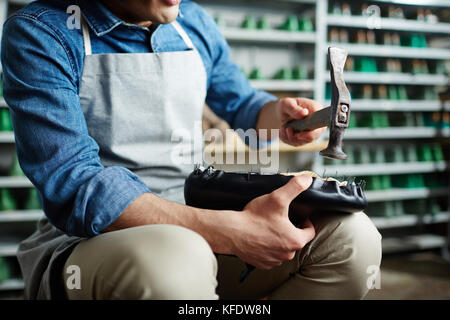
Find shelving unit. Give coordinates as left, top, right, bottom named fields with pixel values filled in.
left=0, top=0, right=449, bottom=293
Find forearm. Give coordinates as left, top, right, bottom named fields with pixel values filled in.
left=103, top=192, right=238, bottom=255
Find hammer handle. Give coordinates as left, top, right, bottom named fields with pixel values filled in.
left=284, top=106, right=331, bottom=132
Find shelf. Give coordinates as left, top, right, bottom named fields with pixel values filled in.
left=327, top=15, right=450, bottom=34
left=221, top=28, right=316, bottom=44
left=0, top=278, right=24, bottom=292
left=382, top=234, right=447, bottom=254
left=0, top=210, right=44, bottom=222
left=327, top=72, right=449, bottom=86
left=365, top=187, right=448, bottom=202
left=372, top=212, right=449, bottom=229
left=324, top=161, right=449, bottom=176
left=0, top=242, right=19, bottom=257
left=328, top=43, right=450, bottom=60
left=0, top=176, right=33, bottom=188
left=249, top=80, right=314, bottom=91
left=342, top=100, right=450, bottom=112
left=368, top=0, right=450, bottom=7
left=344, top=127, right=450, bottom=139
left=0, top=132, right=14, bottom=143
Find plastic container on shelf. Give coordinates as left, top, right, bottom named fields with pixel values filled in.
left=248, top=68, right=264, bottom=80
left=10, top=154, right=24, bottom=176
left=404, top=144, right=419, bottom=162
left=418, top=144, right=434, bottom=162
left=292, top=66, right=308, bottom=80
left=242, top=14, right=257, bottom=29
left=257, top=17, right=270, bottom=30
left=431, top=143, right=444, bottom=162
left=298, top=17, right=314, bottom=32
left=397, top=86, right=408, bottom=100
left=279, top=15, right=299, bottom=32
left=354, top=145, right=371, bottom=164
left=273, top=68, right=292, bottom=80
left=0, top=189, right=17, bottom=211
left=371, top=145, right=386, bottom=163
left=393, top=200, right=405, bottom=216
left=388, top=86, right=399, bottom=100
left=0, top=108, right=13, bottom=132
left=0, top=257, right=12, bottom=284
left=24, top=188, right=41, bottom=210
left=386, top=145, right=405, bottom=163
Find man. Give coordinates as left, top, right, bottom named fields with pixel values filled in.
left=1, top=0, right=381, bottom=299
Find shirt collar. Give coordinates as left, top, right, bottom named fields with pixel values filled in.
left=77, top=0, right=125, bottom=36
left=77, top=0, right=184, bottom=37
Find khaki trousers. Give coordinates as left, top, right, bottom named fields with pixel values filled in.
left=62, top=211, right=382, bottom=300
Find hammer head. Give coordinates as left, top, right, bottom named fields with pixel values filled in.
left=320, top=47, right=352, bottom=160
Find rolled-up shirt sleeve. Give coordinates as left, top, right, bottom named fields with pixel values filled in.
left=202, top=11, right=277, bottom=131
left=1, top=16, right=150, bottom=237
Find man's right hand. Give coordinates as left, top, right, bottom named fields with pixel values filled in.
left=231, top=175, right=316, bottom=270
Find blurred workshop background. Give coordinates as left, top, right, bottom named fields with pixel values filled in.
left=1, top=0, right=450, bottom=299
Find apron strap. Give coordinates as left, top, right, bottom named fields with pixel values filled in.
left=171, top=21, right=195, bottom=50
left=81, top=16, right=92, bottom=56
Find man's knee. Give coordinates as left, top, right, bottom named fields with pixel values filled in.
left=64, top=225, right=218, bottom=300
left=304, top=212, right=382, bottom=299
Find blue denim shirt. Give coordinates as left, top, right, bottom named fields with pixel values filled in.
left=1, top=0, right=277, bottom=237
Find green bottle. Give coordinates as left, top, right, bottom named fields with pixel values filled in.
left=292, top=66, right=308, bottom=80
left=381, top=175, right=392, bottom=190
left=371, top=145, right=386, bottom=163
left=397, top=86, right=408, bottom=100
left=273, top=68, right=292, bottom=80
left=257, top=17, right=270, bottom=30
left=348, top=112, right=357, bottom=128
left=388, top=86, right=399, bottom=100
left=405, top=144, right=418, bottom=162
left=431, top=143, right=444, bottom=162
left=10, top=154, right=24, bottom=176
left=0, top=109, right=13, bottom=132
left=249, top=68, right=263, bottom=80
left=428, top=198, right=440, bottom=215
left=298, top=17, right=314, bottom=32
left=418, top=144, right=434, bottom=162
left=355, top=145, right=371, bottom=164
left=279, top=15, right=299, bottom=32
left=214, top=15, right=226, bottom=28
left=24, top=188, right=41, bottom=210
left=0, top=257, right=11, bottom=283
left=386, top=145, right=405, bottom=163
left=242, top=15, right=257, bottom=29
left=0, top=189, right=17, bottom=211
left=393, top=201, right=404, bottom=216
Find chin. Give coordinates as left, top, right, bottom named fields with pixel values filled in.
left=156, top=6, right=180, bottom=24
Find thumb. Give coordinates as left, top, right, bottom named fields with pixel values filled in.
left=271, top=174, right=313, bottom=206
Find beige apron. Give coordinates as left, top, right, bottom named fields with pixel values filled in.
left=17, top=18, right=207, bottom=299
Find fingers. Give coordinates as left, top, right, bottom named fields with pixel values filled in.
left=279, top=125, right=326, bottom=147
left=291, top=218, right=316, bottom=251
left=295, top=97, right=323, bottom=113
left=270, top=175, right=313, bottom=208
left=281, top=98, right=309, bottom=120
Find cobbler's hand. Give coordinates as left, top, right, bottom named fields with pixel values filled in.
left=231, top=175, right=316, bottom=270
left=277, top=97, right=327, bottom=146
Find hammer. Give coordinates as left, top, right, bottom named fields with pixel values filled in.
left=285, top=47, right=351, bottom=160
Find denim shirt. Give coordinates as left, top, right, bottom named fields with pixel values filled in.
left=1, top=0, right=277, bottom=237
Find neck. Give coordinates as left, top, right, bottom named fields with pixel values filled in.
left=99, top=0, right=153, bottom=28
